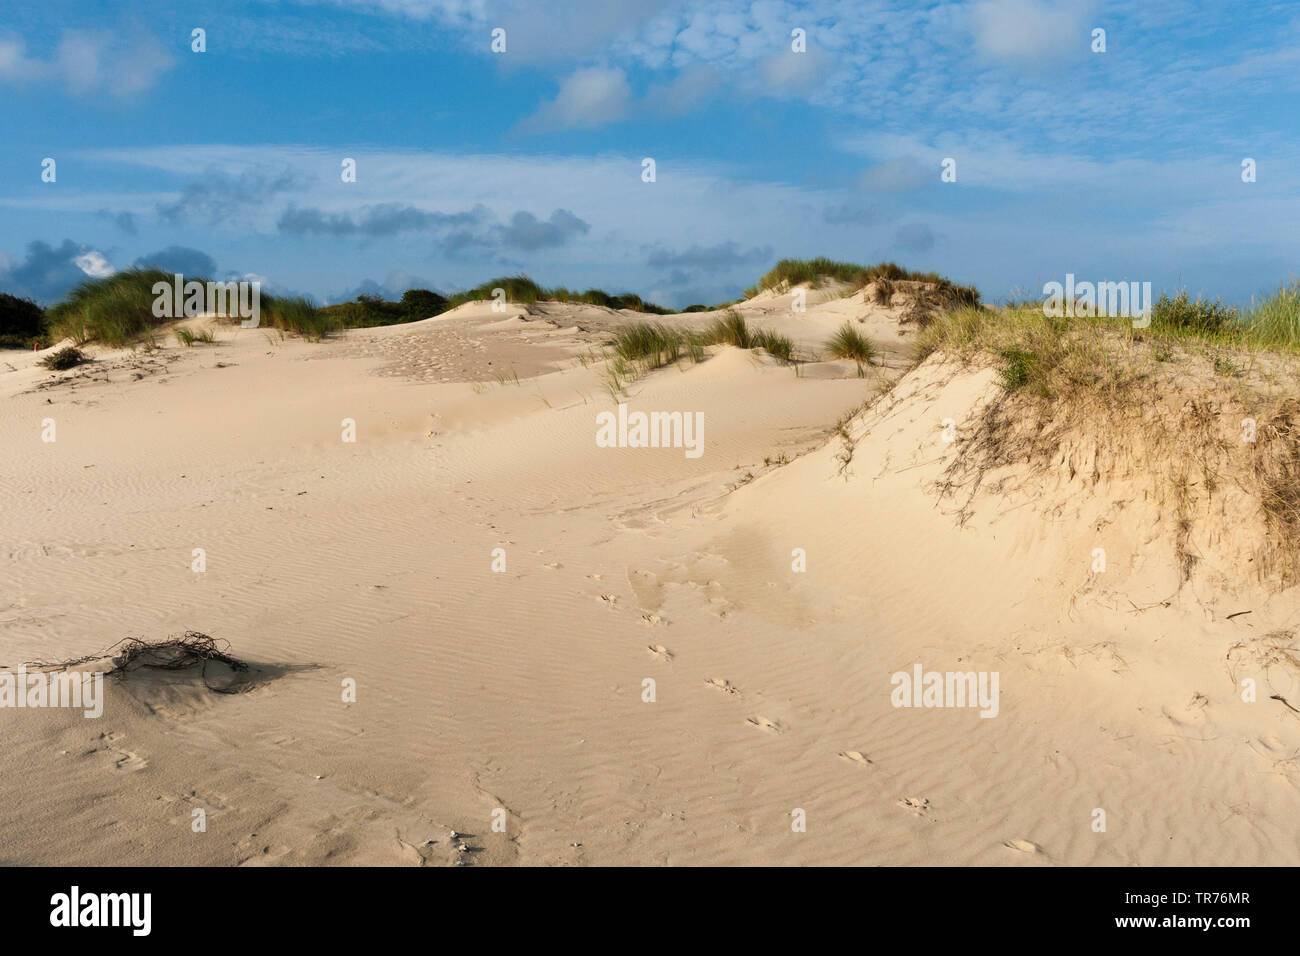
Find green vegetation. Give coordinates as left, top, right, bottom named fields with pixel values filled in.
left=912, top=289, right=1300, bottom=589
left=825, top=322, right=876, bottom=367
left=20, top=268, right=681, bottom=349
left=174, top=327, right=217, bottom=346
left=1242, top=280, right=1300, bottom=349
left=747, top=258, right=980, bottom=308
left=318, top=289, right=449, bottom=328
left=0, top=293, right=45, bottom=348
left=915, top=281, right=1300, bottom=399
left=752, top=328, right=794, bottom=362
left=707, top=309, right=752, bottom=348
left=261, top=295, right=338, bottom=340
left=445, top=275, right=670, bottom=314
left=46, top=268, right=177, bottom=346
left=1151, top=290, right=1238, bottom=336
left=610, top=322, right=705, bottom=370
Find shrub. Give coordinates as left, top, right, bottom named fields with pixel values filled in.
left=400, top=288, right=448, bottom=320
left=1151, top=290, right=1238, bottom=336
left=998, top=347, right=1038, bottom=390
left=40, top=346, right=88, bottom=370
left=0, top=293, right=45, bottom=347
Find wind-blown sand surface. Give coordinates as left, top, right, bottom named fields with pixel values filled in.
left=2, top=286, right=1299, bottom=865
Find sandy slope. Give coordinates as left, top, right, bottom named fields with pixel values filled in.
left=1, top=290, right=1298, bottom=866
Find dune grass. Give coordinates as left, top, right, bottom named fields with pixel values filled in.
left=825, top=322, right=876, bottom=367
left=611, top=322, right=705, bottom=369
left=752, top=328, right=794, bottom=362
left=605, top=311, right=800, bottom=397
left=707, top=309, right=752, bottom=348
left=45, top=269, right=178, bottom=346
left=174, top=326, right=216, bottom=346
left=259, top=295, right=338, bottom=340
left=917, top=280, right=1300, bottom=404
left=1243, top=280, right=1300, bottom=349
left=747, top=258, right=981, bottom=307
left=911, top=294, right=1300, bottom=587
left=446, top=275, right=670, bottom=314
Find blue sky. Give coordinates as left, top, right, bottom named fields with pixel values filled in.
left=2, top=0, right=1298, bottom=308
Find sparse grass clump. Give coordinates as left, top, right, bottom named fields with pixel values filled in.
left=753, top=328, right=794, bottom=363
left=174, top=326, right=215, bottom=346
left=699, top=310, right=794, bottom=362
left=611, top=323, right=703, bottom=369
left=706, top=310, right=752, bottom=348
left=825, top=322, right=876, bottom=367
left=40, top=345, right=88, bottom=371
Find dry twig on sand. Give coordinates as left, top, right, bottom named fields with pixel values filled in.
left=17, top=631, right=252, bottom=694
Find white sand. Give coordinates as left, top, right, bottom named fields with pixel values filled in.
left=2, top=289, right=1297, bottom=865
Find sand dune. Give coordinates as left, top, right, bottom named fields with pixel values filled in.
left=2, top=286, right=1298, bottom=865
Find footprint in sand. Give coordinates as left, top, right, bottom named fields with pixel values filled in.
left=598, top=593, right=618, bottom=608
left=896, top=797, right=931, bottom=817
left=706, top=678, right=739, bottom=695
left=98, top=731, right=148, bottom=772
left=1002, top=839, right=1041, bottom=854
left=746, top=715, right=782, bottom=734
left=838, top=750, right=873, bottom=766
left=646, top=644, right=673, bottom=663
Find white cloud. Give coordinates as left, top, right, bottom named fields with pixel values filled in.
left=0, top=29, right=175, bottom=99
left=968, top=0, right=1092, bottom=64
left=74, top=250, right=114, bottom=278
left=518, top=66, right=632, bottom=132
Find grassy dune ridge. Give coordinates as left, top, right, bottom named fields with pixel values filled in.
left=6, top=260, right=1300, bottom=361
